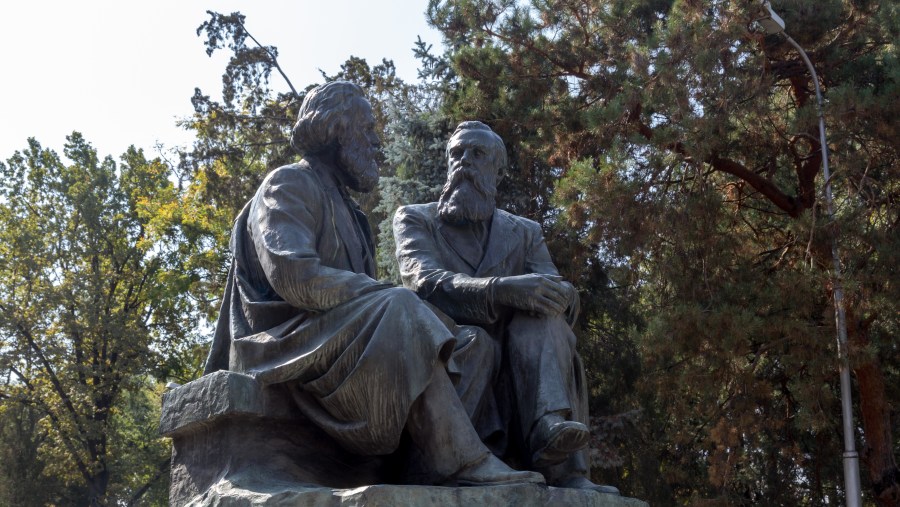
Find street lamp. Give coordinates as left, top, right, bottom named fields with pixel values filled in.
left=755, top=2, right=862, bottom=506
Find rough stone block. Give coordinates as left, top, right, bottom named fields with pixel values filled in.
left=162, top=372, right=389, bottom=506
left=160, top=371, right=264, bottom=437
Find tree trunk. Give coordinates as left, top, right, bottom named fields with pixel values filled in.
left=809, top=237, right=897, bottom=506
left=86, top=469, right=109, bottom=507
left=851, top=318, right=899, bottom=507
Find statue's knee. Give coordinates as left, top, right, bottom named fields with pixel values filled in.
left=384, top=286, right=420, bottom=304
left=507, top=312, right=576, bottom=350
left=380, top=286, right=424, bottom=313
left=383, top=287, right=450, bottom=331
left=508, top=311, right=567, bottom=332
left=454, top=325, right=495, bottom=367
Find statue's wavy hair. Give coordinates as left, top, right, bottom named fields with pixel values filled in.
left=447, top=121, right=508, bottom=177
left=291, top=81, right=366, bottom=155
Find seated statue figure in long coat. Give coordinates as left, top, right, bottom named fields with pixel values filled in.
left=203, top=83, right=543, bottom=487
left=393, top=121, right=619, bottom=494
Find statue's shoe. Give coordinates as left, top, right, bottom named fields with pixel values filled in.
left=451, top=454, right=546, bottom=487
left=530, top=417, right=590, bottom=468
left=552, top=475, right=620, bottom=495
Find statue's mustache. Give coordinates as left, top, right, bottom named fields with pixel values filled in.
left=443, top=167, right=492, bottom=197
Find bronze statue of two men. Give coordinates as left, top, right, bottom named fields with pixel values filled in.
left=203, top=81, right=618, bottom=494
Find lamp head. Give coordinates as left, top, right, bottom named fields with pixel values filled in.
left=756, top=1, right=785, bottom=35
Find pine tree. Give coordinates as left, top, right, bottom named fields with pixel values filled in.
left=425, top=0, right=898, bottom=503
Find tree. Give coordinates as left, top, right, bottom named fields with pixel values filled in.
left=0, top=134, right=197, bottom=505
left=425, top=0, right=898, bottom=503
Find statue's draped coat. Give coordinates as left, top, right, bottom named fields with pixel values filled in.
left=203, top=158, right=458, bottom=456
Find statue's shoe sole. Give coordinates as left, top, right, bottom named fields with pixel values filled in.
left=552, top=476, right=621, bottom=495
left=531, top=422, right=590, bottom=468
left=450, top=455, right=546, bottom=486
left=455, top=472, right=545, bottom=487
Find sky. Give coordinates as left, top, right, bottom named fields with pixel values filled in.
left=0, top=1, right=444, bottom=161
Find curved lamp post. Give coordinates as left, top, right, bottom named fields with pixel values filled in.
left=755, top=2, right=862, bottom=505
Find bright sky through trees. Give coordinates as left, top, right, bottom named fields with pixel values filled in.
left=0, top=1, right=442, bottom=159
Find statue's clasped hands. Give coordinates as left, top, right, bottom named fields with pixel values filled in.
left=493, top=273, right=576, bottom=317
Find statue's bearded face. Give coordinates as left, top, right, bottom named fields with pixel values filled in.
left=335, top=98, right=380, bottom=193
left=438, top=130, right=499, bottom=225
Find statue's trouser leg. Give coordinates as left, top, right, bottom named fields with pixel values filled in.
left=422, top=301, right=505, bottom=445
left=506, top=313, right=590, bottom=480
left=447, top=325, right=504, bottom=443
left=406, top=362, right=491, bottom=481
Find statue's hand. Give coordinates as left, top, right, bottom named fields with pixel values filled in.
left=493, top=274, right=570, bottom=316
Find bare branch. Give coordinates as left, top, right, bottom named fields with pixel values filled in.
left=237, top=19, right=300, bottom=99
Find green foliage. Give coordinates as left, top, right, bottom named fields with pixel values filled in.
left=105, top=380, right=170, bottom=506
left=0, top=135, right=193, bottom=505
left=0, top=402, right=74, bottom=506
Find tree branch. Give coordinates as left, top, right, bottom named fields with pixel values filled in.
left=126, top=458, right=170, bottom=507
left=237, top=19, right=300, bottom=99
left=7, top=364, right=93, bottom=485
left=0, top=302, right=92, bottom=444
left=629, top=102, right=806, bottom=217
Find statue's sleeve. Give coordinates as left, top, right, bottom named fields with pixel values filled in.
left=250, top=168, right=387, bottom=312
left=523, top=220, right=560, bottom=277
left=393, top=205, right=500, bottom=324
left=523, top=220, right=580, bottom=324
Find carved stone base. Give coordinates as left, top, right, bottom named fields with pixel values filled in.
left=184, top=474, right=648, bottom=507
left=161, top=372, right=647, bottom=507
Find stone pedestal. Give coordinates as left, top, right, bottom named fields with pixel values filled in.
left=180, top=477, right=648, bottom=507
left=160, top=372, right=392, bottom=506
left=161, top=372, right=647, bottom=507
